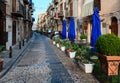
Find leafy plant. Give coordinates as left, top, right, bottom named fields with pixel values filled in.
left=59, top=39, right=65, bottom=46
left=71, top=43, right=79, bottom=52
left=96, top=34, right=120, bottom=56
left=80, top=34, right=87, bottom=39
left=75, top=44, right=91, bottom=60
left=0, top=45, right=5, bottom=52
left=64, top=39, right=71, bottom=50
left=52, top=37, right=56, bottom=41
left=55, top=38, right=60, bottom=43
left=76, top=48, right=81, bottom=56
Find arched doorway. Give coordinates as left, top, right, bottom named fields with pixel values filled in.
left=111, top=17, right=118, bottom=36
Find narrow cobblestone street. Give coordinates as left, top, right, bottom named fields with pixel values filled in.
left=0, top=32, right=99, bottom=83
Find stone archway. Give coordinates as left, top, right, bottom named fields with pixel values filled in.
left=111, top=17, right=118, bottom=36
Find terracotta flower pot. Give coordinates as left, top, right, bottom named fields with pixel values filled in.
left=99, top=54, right=120, bottom=76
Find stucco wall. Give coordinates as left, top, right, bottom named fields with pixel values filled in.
left=100, top=0, right=120, bottom=37
left=6, top=17, right=12, bottom=50
left=101, top=0, right=120, bottom=14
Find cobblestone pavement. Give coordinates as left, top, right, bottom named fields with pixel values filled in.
left=0, top=32, right=99, bottom=83
left=50, top=41, right=99, bottom=83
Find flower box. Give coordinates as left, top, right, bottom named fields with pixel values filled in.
left=56, top=43, right=60, bottom=48
left=69, top=51, right=76, bottom=58
left=61, top=46, right=65, bottom=51
left=53, top=41, right=56, bottom=45
left=78, top=60, right=94, bottom=73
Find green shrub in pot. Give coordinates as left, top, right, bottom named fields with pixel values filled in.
left=80, top=34, right=87, bottom=39
left=95, top=34, right=120, bottom=56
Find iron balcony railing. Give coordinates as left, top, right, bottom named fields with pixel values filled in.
left=23, top=0, right=29, bottom=5
left=11, top=2, right=24, bottom=17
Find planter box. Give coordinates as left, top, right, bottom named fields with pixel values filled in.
left=69, top=52, right=76, bottom=58
left=56, top=43, right=60, bottom=48
left=78, top=61, right=94, bottom=73
left=84, top=63, right=94, bottom=73
left=53, top=41, right=56, bottom=45
left=0, top=58, right=4, bottom=71
left=81, top=39, right=87, bottom=44
left=61, top=46, right=65, bottom=51
left=99, top=54, right=120, bottom=76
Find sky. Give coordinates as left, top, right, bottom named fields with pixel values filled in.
left=32, top=0, right=52, bottom=24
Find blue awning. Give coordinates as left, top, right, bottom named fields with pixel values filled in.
left=62, top=20, right=66, bottom=39
left=68, top=17, right=76, bottom=42
left=90, top=7, right=101, bottom=51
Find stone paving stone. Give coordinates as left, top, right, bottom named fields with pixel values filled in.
left=0, top=33, right=75, bottom=83
left=0, top=32, right=99, bottom=83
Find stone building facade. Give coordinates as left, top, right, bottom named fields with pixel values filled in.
left=5, top=0, right=34, bottom=50
left=39, top=0, right=120, bottom=43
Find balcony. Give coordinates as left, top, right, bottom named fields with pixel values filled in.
left=11, top=2, right=24, bottom=17
left=54, top=0, right=59, bottom=5
left=32, top=17, right=35, bottom=22
left=11, top=10, right=23, bottom=17
left=23, top=0, right=29, bottom=5
left=31, top=9, right=35, bottom=12
left=29, top=0, right=32, bottom=6
left=23, top=13, right=29, bottom=21
left=58, top=11, right=64, bottom=17
left=0, top=0, right=6, bottom=3
left=81, top=0, right=100, bottom=17
left=29, top=4, right=32, bottom=9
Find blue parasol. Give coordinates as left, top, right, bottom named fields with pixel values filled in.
left=61, top=20, right=66, bottom=39
left=90, top=7, right=101, bottom=51
left=68, top=17, right=76, bottom=42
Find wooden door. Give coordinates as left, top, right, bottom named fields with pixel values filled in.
left=111, top=17, right=118, bottom=36
left=12, top=21, right=16, bottom=45
left=0, top=10, right=4, bottom=45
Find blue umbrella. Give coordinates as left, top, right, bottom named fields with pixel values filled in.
left=61, top=20, right=66, bottom=39
left=68, top=17, right=76, bottom=42
left=90, top=7, right=101, bottom=51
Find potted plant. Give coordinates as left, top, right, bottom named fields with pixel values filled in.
left=82, top=59, right=94, bottom=73
left=52, top=37, right=56, bottom=45
left=96, top=34, right=120, bottom=76
left=59, top=40, right=65, bottom=51
left=76, top=44, right=94, bottom=73
left=55, top=38, right=60, bottom=48
left=68, top=44, right=79, bottom=58
left=64, top=40, right=72, bottom=55
left=80, top=34, right=87, bottom=43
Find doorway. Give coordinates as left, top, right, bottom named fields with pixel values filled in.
left=12, top=21, right=16, bottom=45
left=0, top=10, right=5, bottom=45
left=111, top=17, right=118, bottom=36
